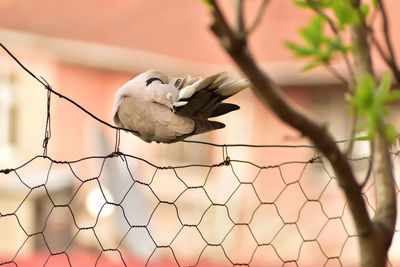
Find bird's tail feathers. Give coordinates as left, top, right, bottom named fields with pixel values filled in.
left=178, top=72, right=222, bottom=100
left=173, top=72, right=248, bottom=119
left=177, top=72, right=248, bottom=102
left=195, top=72, right=224, bottom=93
left=209, top=103, right=240, bottom=118
left=192, top=118, right=225, bottom=135
left=215, top=79, right=249, bottom=97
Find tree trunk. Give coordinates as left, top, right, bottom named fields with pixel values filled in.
left=350, top=18, right=397, bottom=267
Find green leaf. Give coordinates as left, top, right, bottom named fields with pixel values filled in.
left=301, top=61, right=320, bottom=72
left=384, top=124, right=398, bottom=143
left=384, top=90, right=400, bottom=103
left=293, top=0, right=312, bottom=8
left=376, top=73, right=400, bottom=104
left=360, top=3, right=370, bottom=19
left=317, top=0, right=333, bottom=8
left=299, top=16, right=324, bottom=48
left=201, top=0, right=212, bottom=7
left=293, top=0, right=332, bottom=8
left=344, top=92, right=353, bottom=103
left=331, top=0, right=360, bottom=26
left=285, top=41, right=316, bottom=57
left=354, top=134, right=372, bottom=141
left=316, top=49, right=332, bottom=63
left=349, top=74, right=399, bottom=142
left=326, top=36, right=353, bottom=56
left=366, top=113, right=377, bottom=137
left=378, top=72, right=391, bottom=95
left=353, top=74, right=376, bottom=111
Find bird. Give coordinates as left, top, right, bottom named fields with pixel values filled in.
left=112, top=70, right=249, bottom=143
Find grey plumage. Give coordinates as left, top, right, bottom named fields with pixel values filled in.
left=112, top=70, right=248, bottom=143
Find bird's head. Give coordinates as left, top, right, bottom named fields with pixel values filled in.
left=139, top=70, right=169, bottom=87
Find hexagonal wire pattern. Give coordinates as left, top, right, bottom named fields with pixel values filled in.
left=0, top=43, right=399, bottom=266
left=1, top=147, right=400, bottom=266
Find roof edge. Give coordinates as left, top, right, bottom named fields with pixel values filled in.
left=1, top=28, right=385, bottom=86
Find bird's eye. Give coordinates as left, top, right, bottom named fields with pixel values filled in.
left=146, top=77, right=164, bottom=86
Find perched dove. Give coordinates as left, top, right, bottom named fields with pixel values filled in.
left=112, top=70, right=248, bottom=143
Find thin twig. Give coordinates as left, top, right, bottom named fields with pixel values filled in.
left=345, top=110, right=358, bottom=158
left=209, top=0, right=239, bottom=52
left=307, top=0, right=338, bottom=34
left=361, top=143, right=374, bottom=188
left=377, top=0, right=400, bottom=83
left=235, top=0, right=245, bottom=35
left=306, top=0, right=355, bottom=90
left=246, top=0, right=271, bottom=35
left=370, top=32, right=400, bottom=83
left=368, top=5, right=379, bottom=27
left=324, top=63, right=349, bottom=85
left=371, top=34, right=391, bottom=63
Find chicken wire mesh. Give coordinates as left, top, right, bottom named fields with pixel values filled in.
left=1, top=148, right=400, bottom=267
left=0, top=43, right=400, bottom=267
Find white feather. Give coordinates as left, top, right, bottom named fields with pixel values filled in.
left=173, top=101, right=189, bottom=107
left=178, top=81, right=200, bottom=100
left=215, top=79, right=249, bottom=96
left=212, top=73, right=231, bottom=88
left=194, top=73, right=221, bottom=92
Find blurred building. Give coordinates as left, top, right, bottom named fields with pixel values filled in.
left=0, top=0, right=400, bottom=266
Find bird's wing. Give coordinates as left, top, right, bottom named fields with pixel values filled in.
left=173, top=72, right=249, bottom=119
left=115, top=96, right=195, bottom=143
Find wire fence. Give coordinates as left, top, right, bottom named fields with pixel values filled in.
left=0, top=43, right=399, bottom=267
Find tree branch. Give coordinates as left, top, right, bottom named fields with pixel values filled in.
left=350, top=1, right=397, bottom=266
left=234, top=0, right=245, bottom=35
left=246, top=0, right=271, bottom=35
left=371, top=34, right=391, bottom=66
left=207, top=0, right=372, bottom=238
left=374, top=0, right=400, bottom=83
